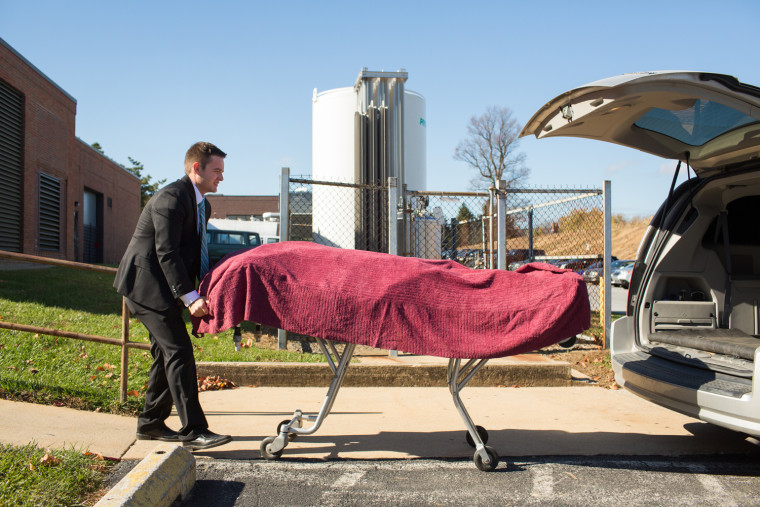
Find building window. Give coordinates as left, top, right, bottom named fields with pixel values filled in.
left=38, top=172, right=61, bottom=251
left=83, top=188, right=103, bottom=263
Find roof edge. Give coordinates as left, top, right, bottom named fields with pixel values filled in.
left=0, top=36, right=77, bottom=104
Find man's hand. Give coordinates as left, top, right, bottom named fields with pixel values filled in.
left=189, top=296, right=209, bottom=318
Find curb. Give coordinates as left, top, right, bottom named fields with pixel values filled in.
left=196, top=360, right=574, bottom=387
left=95, top=443, right=195, bottom=507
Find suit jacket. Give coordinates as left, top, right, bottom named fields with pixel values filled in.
left=114, top=175, right=211, bottom=311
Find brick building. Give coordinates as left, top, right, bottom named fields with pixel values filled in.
left=205, top=195, right=279, bottom=220
left=0, top=37, right=140, bottom=264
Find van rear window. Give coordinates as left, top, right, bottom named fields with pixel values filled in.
left=634, top=99, right=756, bottom=146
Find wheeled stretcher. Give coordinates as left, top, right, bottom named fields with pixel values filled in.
left=196, top=242, right=590, bottom=471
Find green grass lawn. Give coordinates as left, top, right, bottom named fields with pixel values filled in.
left=0, top=442, right=116, bottom=507
left=0, top=266, right=323, bottom=415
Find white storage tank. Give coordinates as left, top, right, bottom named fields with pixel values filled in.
left=312, top=87, right=356, bottom=183
left=403, top=90, right=427, bottom=191
left=311, top=69, right=427, bottom=250
left=312, top=87, right=357, bottom=248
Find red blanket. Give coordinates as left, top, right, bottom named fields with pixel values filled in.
left=195, top=242, right=590, bottom=359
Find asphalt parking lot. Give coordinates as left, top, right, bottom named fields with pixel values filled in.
left=180, top=455, right=760, bottom=506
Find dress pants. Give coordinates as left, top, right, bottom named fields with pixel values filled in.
left=126, top=297, right=208, bottom=440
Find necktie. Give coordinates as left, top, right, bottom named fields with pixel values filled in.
left=199, top=200, right=209, bottom=279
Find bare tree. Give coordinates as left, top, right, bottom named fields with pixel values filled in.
left=454, top=106, right=529, bottom=190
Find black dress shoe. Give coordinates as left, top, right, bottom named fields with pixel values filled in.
left=136, top=424, right=181, bottom=442
left=182, top=430, right=233, bottom=451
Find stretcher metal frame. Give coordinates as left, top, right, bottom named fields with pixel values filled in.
left=258, top=336, right=501, bottom=471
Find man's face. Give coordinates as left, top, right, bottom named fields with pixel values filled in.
left=194, top=155, right=224, bottom=195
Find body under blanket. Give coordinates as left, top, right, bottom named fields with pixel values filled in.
left=194, top=242, right=591, bottom=359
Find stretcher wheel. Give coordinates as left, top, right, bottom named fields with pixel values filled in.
left=473, top=446, right=499, bottom=472
left=465, top=425, right=489, bottom=447
left=260, top=436, right=283, bottom=460
left=277, top=419, right=298, bottom=441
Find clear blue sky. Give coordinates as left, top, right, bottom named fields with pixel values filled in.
left=3, top=0, right=759, bottom=218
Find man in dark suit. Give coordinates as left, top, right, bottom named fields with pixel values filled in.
left=114, top=141, right=231, bottom=451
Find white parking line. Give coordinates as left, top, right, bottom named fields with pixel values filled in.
left=530, top=464, right=554, bottom=499
left=687, top=463, right=737, bottom=507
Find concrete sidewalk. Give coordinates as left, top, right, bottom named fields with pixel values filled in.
left=3, top=385, right=758, bottom=462
left=6, top=376, right=760, bottom=505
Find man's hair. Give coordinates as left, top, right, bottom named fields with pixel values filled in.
left=184, top=142, right=227, bottom=175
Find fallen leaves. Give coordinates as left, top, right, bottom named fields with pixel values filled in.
left=236, top=337, right=254, bottom=349
left=83, top=451, right=120, bottom=471
left=83, top=451, right=120, bottom=462
left=197, top=375, right=237, bottom=392
left=39, top=452, right=60, bottom=466
left=554, top=347, right=617, bottom=389
left=28, top=450, right=62, bottom=471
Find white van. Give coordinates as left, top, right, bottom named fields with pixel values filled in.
left=522, top=71, right=760, bottom=437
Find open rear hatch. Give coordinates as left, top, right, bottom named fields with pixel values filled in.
left=521, top=71, right=760, bottom=384
left=520, top=71, right=760, bottom=173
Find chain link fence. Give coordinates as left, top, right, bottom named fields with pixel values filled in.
left=286, top=176, right=605, bottom=312
left=406, top=188, right=605, bottom=310
left=288, top=177, right=389, bottom=252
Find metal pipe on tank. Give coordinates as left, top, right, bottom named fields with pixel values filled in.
left=395, top=78, right=405, bottom=191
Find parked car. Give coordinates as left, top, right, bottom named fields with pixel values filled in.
left=207, top=229, right=262, bottom=267
left=610, top=262, right=635, bottom=288
left=555, top=258, right=601, bottom=274
left=582, top=258, right=629, bottom=284
left=521, top=71, right=760, bottom=437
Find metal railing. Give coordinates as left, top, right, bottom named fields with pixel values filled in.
left=0, top=250, right=149, bottom=402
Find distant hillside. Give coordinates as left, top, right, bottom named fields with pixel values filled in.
left=460, top=215, right=651, bottom=262
left=492, top=216, right=651, bottom=261
left=610, top=217, right=651, bottom=260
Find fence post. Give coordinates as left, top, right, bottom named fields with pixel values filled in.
left=603, top=179, right=612, bottom=348
left=497, top=180, right=507, bottom=270
left=278, top=167, right=290, bottom=350
left=450, top=218, right=458, bottom=261
left=388, top=177, right=399, bottom=357
left=488, top=188, right=494, bottom=269
left=528, top=207, right=534, bottom=260
left=388, top=177, right=398, bottom=256
left=120, top=297, right=130, bottom=403
left=279, top=167, right=290, bottom=242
